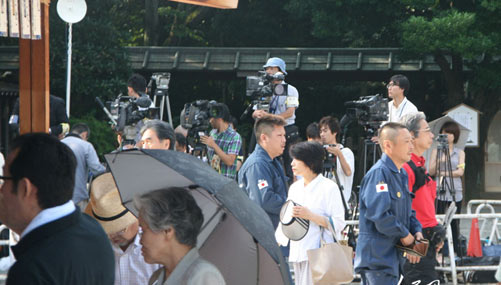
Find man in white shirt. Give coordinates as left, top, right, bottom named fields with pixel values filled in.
left=86, top=173, right=160, bottom=285
left=319, top=116, right=355, bottom=204
left=387, top=74, right=418, bottom=123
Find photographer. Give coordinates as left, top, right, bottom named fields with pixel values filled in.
left=319, top=116, right=355, bottom=203
left=200, top=103, right=242, bottom=180
left=119, top=73, right=153, bottom=147
left=252, top=57, right=299, bottom=180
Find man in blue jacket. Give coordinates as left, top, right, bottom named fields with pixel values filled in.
left=238, top=114, right=288, bottom=228
left=355, top=122, right=423, bottom=285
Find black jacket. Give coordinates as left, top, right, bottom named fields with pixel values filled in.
left=8, top=209, right=115, bottom=284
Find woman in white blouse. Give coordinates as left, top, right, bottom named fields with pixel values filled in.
left=287, top=141, right=346, bottom=285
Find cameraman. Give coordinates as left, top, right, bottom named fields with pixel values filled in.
left=319, top=116, right=355, bottom=203
left=119, top=73, right=153, bottom=147
left=200, top=103, right=242, bottom=180
left=252, top=57, right=300, bottom=179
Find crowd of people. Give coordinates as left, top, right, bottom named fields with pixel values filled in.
left=0, top=56, right=486, bottom=285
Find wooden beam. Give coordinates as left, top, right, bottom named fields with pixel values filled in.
left=18, top=1, right=50, bottom=134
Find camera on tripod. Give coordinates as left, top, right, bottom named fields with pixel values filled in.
left=148, top=73, right=170, bottom=97
left=245, top=71, right=288, bottom=111
left=323, top=144, right=337, bottom=169
left=436, top=134, right=449, bottom=149
left=181, top=100, right=223, bottom=151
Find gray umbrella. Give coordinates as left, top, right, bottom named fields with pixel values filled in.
left=104, top=149, right=292, bottom=285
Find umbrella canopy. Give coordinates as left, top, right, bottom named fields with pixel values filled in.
left=423, top=115, right=470, bottom=168
left=428, top=115, right=471, bottom=150
left=104, top=149, right=292, bottom=285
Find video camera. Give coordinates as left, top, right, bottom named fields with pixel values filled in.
left=181, top=100, right=224, bottom=151
left=96, top=94, right=158, bottom=145
left=245, top=71, right=288, bottom=110
left=342, top=94, right=388, bottom=137
left=323, top=144, right=337, bottom=170
left=148, top=72, right=170, bottom=97
left=436, top=134, right=449, bottom=149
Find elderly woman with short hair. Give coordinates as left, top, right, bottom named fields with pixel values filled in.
left=134, top=187, right=225, bottom=285
left=286, top=141, right=346, bottom=285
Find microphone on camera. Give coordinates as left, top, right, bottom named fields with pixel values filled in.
left=136, top=96, right=152, bottom=108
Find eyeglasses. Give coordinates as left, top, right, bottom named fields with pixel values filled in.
left=420, top=127, right=432, bottom=133
left=386, top=82, right=398, bottom=89
left=0, top=176, right=13, bottom=186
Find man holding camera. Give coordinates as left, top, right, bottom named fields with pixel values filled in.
left=200, top=103, right=242, bottom=180
left=119, top=73, right=154, bottom=147
left=319, top=116, right=354, bottom=203
left=252, top=57, right=299, bottom=180
left=399, top=112, right=444, bottom=285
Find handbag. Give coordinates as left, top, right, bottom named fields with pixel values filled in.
left=306, top=217, right=353, bottom=284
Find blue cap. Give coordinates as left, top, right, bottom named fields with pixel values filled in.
left=263, top=57, right=287, bottom=75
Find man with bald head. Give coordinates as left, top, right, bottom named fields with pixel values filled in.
left=354, top=122, right=423, bottom=285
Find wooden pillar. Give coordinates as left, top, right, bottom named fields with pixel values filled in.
left=18, top=1, right=50, bottom=135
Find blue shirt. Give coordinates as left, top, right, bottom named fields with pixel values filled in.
left=354, top=154, right=422, bottom=278
left=62, top=135, right=105, bottom=204
left=238, top=144, right=288, bottom=227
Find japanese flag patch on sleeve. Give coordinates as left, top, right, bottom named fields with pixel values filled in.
left=376, top=182, right=388, bottom=193
left=258, top=179, right=269, bottom=190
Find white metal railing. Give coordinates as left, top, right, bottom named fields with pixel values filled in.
left=467, top=200, right=501, bottom=245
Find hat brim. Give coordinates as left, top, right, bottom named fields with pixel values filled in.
left=84, top=198, right=137, bottom=235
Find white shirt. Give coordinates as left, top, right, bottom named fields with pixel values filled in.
left=287, top=174, right=346, bottom=262
left=113, top=233, right=160, bottom=285
left=21, top=200, right=76, bottom=238
left=270, top=83, right=299, bottom=126
left=325, top=145, right=355, bottom=203
left=387, top=97, right=418, bottom=123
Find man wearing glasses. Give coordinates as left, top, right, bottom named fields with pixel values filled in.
left=386, top=74, right=418, bottom=123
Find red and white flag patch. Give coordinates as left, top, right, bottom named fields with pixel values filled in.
left=258, top=179, right=269, bottom=190
left=376, top=182, right=388, bottom=193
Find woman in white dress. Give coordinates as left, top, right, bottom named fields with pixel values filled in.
left=286, top=141, right=346, bottom=285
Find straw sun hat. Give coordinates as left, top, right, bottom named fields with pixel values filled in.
left=85, top=172, right=137, bottom=235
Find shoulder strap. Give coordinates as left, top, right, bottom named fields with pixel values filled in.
left=406, top=160, right=429, bottom=195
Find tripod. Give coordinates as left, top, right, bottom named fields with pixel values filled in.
left=323, top=156, right=357, bottom=248
left=361, top=126, right=381, bottom=175
left=434, top=138, right=464, bottom=261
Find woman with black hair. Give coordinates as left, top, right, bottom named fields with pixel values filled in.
left=286, top=141, right=345, bottom=285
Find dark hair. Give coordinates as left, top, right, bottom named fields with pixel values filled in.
left=229, top=116, right=238, bottom=129
left=9, top=133, right=76, bottom=209
left=389, top=74, right=410, bottom=96
left=70, top=123, right=90, bottom=137
left=440, top=121, right=460, bottom=144
left=378, top=122, right=407, bottom=152
left=254, top=114, right=286, bottom=142
left=319, top=116, right=341, bottom=135
left=141, top=120, right=175, bottom=150
left=211, top=103, right=231, bottom=122
left=134, top=187, right=203, bottom=248
left=306, top=122, right=321, bottom=140
left=289, top=141, right=324, bottom=174
left=175, top=132, right=187, bottom=148
left=127, top=73, right=147, bottom=94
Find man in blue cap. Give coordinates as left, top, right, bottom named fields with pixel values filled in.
left=355, top=122, right=423, bottom=284
left=252, top=57, right=300, bottom=180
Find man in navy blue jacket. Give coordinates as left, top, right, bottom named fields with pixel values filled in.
left=238, top=114, right=288, bottom=228
left=355, top=122, right=423, bottom=285
left=0, top=133, right=114, bottom=284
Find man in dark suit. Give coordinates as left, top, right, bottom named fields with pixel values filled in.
left=0, top=133, right=114, bottom=284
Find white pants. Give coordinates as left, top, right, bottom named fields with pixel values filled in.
left=293, top=261, right=313, bottom=285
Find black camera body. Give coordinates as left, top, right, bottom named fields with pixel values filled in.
left=323, top=144, right=338, bottom=170
left=108, top=94, right=158, bottom=143
left=181, top=100, right=220, bottom=150
left=436, top=134, right=449, bottom=149
left=344, top=94, right=388, bottom=126
left=246, top=71, right=288, bottom=111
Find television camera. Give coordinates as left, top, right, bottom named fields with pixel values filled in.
left=181, top=100, right=226, bottom=153
left=342, top=94, right=388, bottom=137
left=240, top=71, right=288, bottom=119
left=96, top=94, right=158, bottom=146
